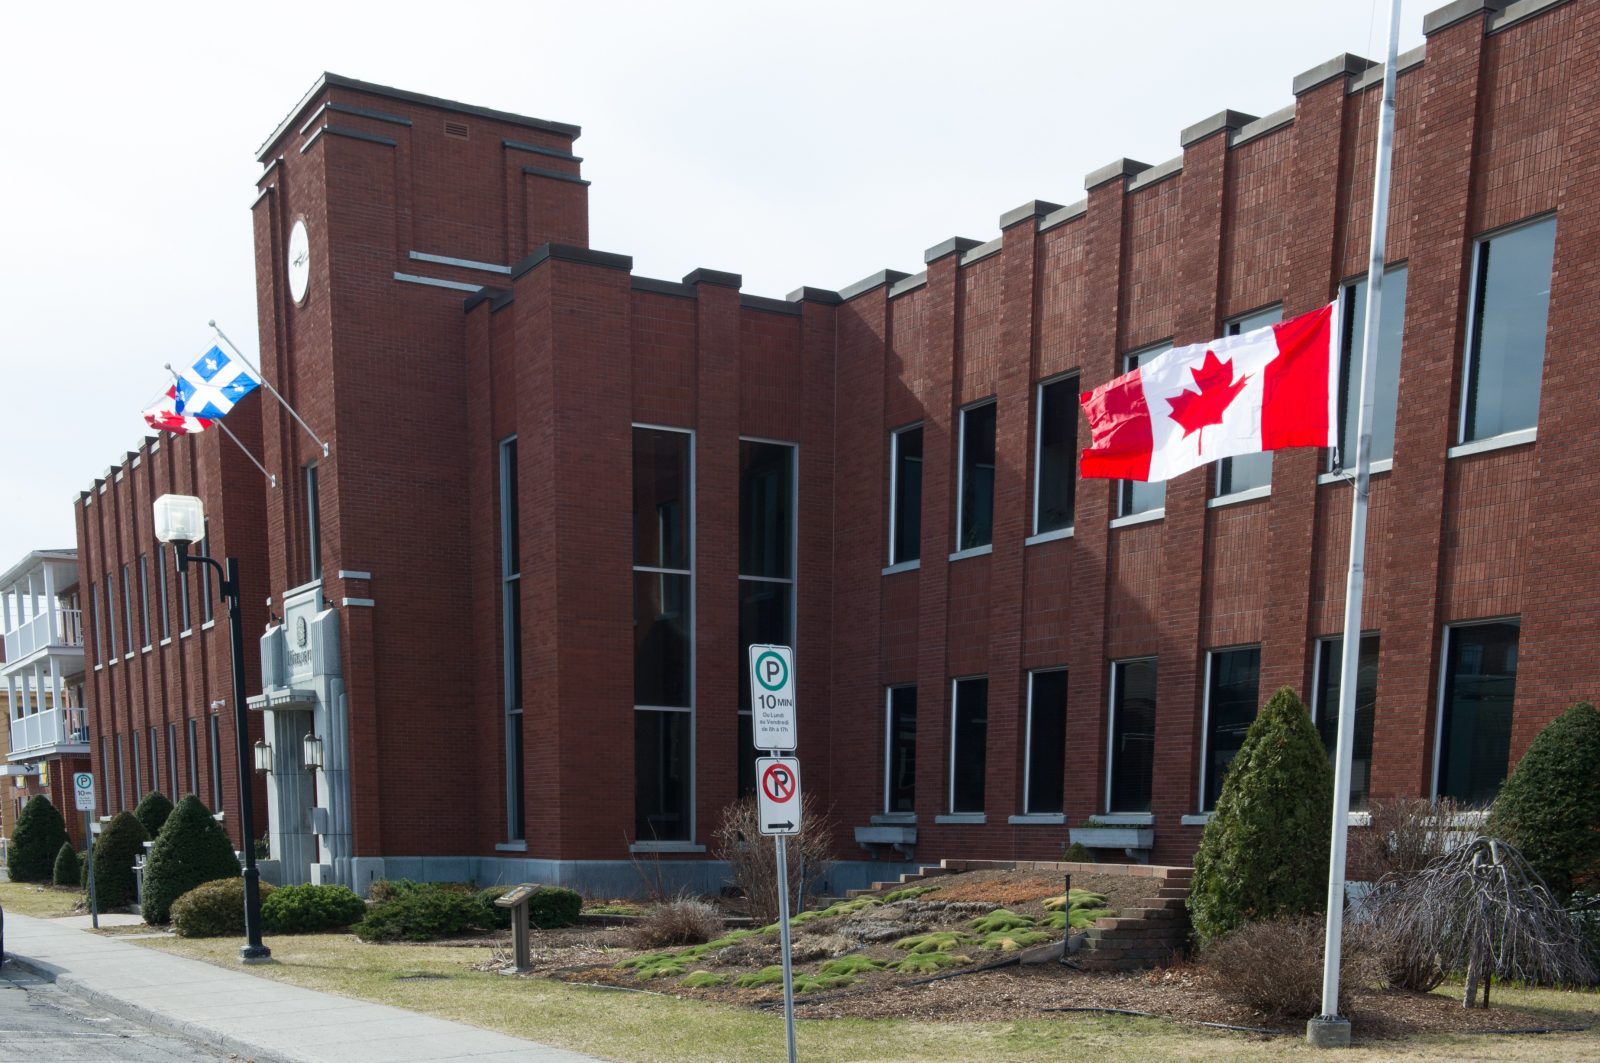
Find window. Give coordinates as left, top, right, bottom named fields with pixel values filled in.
left=306, top=463, right=322, bottom=582
left=949, top=677, right=988, bottom=813
left=208, top=714, right=223, bottom=811
left=499, top=438, right=524, bottom=842
left=1033, top=375, right=1078, bottom=535
left=1201, top=647, right=1261, bottom=810
left=157, top=547, right=170, bottom=640
left=1335, top=268, right=1407, bottom=469
left=1462, top=216, right=1556, bottom=443
left=116, top=733, right=127, bottom=810
left=138, top=554, right=151, bottom=648
left=1107, top=659, right=1157, bottom=812
left=132, top=731, right=143, bottom=797
left=187, top=718, right=199, bottom=797
left=633, top=427, right=693, bottom=842
left=99, top=736, right=110, bottom=815
left=956, top=401, right=996, bottom=551
left=738, top=439, right=795, bottom=795
left=1025, top=669, right=1067, bottom=814
left=1314, top=635, right=1378, bottom=809
left=168, top=723, right=179, bottom=798
left=1215, top=308, right=1281, bottom=497
left=1437, top=620, right=1520, bottom=804
left=104, top=573, right=118, bottom=657
left=200, top=522, right=214, bottom=624
left=178, top=547, right=191, bottom=632
left=1119, top=346, right=1171, bottom=517
left=885, top=686, right=917, bottom=814
left=121, top=564, right=134, bottom=651
left=889, top=425, right=923, bottom=564
left=91, top=581, right=104, bottom=663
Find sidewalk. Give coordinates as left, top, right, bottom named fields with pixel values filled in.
left=2, top=912, right=607, bottom=1063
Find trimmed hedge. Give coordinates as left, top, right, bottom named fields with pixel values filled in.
left=142, top=795, right=241, bottom=925
left=133, top=791, right=175, bottom=841
left=93, top=811, right=148, bottom=909
left=475, top=886, right=515, bottom=930
left=1488, top=702, right=1600, bottom=900
left=8, top=795, right=68, bottom=883
left=171, top=877, right=276, bottom=938
left=52, top=842, right=82, bottom=887
left=1189, top=686, right=1333, bottom=946
left=262, top=883, right=367, bottom=934
left=528, top=886, right=583, bottom=930
left=354, top=885, right=480, bottom=942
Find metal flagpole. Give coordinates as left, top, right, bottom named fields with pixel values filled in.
left=1311, top=0, right=1401, bottom=1047
left=165, top=365, right=278, bottom=488
left=209, top=320, right=331, bottom=457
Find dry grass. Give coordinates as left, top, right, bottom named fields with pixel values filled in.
left=0, top=880, right=85, bottom=918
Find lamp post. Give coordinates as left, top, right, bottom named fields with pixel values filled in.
left=153, top=493, right=271, bottom=964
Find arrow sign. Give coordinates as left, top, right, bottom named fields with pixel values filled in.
left=756, top=757, right=801, bottom=837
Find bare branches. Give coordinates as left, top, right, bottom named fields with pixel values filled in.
left=713, top=795, right=836, bottom=925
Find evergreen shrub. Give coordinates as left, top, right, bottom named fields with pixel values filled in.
left=1487, top=702, right=1600, bottom=899
left=7, top=796, right=68, bottom=882
left=354, top=885, right=479, bottom=942
left=52, top=842, right=82, bottom=887
left=262, top=883, right=367, bottom=934
left=93, top=811, right=148, bottom=909
left=528, top=886, right=583, bottom=929
left=141, top=795, right=242, bottom=925
left=1189, top=686, right=1333, bottom=946
left=133, top=791, right=175, bottom=841
left=171, top=877, right=276, bottom=938
left=475, top=885, right=515, bottom=930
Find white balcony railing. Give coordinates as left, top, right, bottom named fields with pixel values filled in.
left=8, top=705, right=90, bottom=757
left=2, top=607, right=83, bottom=661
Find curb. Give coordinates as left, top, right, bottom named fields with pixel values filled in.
left=2, top=950, right=296, bottom=1063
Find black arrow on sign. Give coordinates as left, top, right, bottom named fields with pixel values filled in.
left=766, top=821, right=795, bottom=832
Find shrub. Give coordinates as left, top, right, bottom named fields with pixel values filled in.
left=142, top=795, right=242, bottom=925
left=93, top=812, right=148, bottom=909
left=474, top=886, right=515, bottom=930
left=713, top=795, right=836, bottom=924
left=1189, top=686, right=1333, bottom=946
left=1062, top=842, right=1094, bottom=863
left=1201, top=914, right=1383, bottom=1022
left=52, top=842, right=82, bottom=887
left=528, top=886, right=583, bottom=930
left=353, top=886, right=480, bottom=942
left=133, top=791, right=174, bottom=842
left=171, top=877, right=276, bottom=938
left=628, top=897, right=723, bottom=949
left=8, top=796, right=69, bottom=883
left=367, top=878, right=473, bottom=903
left=1487, top=702, right=1600, bottom=900
left=262, top=883, right=367, bottom=934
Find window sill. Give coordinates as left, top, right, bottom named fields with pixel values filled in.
left=1008, top=813, right=1065, bottom=825
left=881, top=559, right=921, bottom=576
left=108, top=656, right=118, bottom=667
left=1318, top=458, right=1391, bottom=485
left=1025, top=526, right=1074, bottom=546
left=159, top=637, right=172, bottom=647
left=495, top=841, right=528, bottom=852
left=947, top=544, right=992, bottom=562
left=123, top=652, right=134, bottom=661
left=1448, top=427, right=1536, bottom=459
left=629, top=841, right=706, bottom=854
left=94, top=664, right=103, bottom=672
left=180, top=629, right=193, bottom=639
left=1110, top=508, right=1164, bottom=529
left=142, top=644, right=153, bottom=654
left=1206, top=485, right=1271, bottom=509
left=872, top=812, right=917, bottom=825
left=935, top=813, right=986, bottom=825
left=1180, top=813, right=1213, bottom=826
left=1091, top=812, right=1155, bottom=826
left=201, top=620, right=217, bottom=631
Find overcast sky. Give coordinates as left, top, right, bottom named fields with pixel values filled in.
left=0, top=0, right=1429, bottom=570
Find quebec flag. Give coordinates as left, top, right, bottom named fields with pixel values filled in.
left=174, top=345, right=261, bottom=420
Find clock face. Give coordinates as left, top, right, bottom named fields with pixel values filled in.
left=287, top=219, right=311, bottom=305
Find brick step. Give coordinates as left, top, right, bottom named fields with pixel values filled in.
left=1144, top=896, right=1188, bottom=910
left=1084, top=926, right=1188, bottom=943
left=1155, top=887, right=1191, bottom=900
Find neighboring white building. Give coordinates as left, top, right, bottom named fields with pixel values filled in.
left=2, top=550, right=90, bottom=775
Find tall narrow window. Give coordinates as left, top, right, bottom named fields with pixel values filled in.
left=738, top=439, right=795, bottom=795
left=200, top=522, right=214, bottom=624
left=1215, top=308, right=1281, bottom=497
left=168, top=722, right=179, bottom=798
left=1315, top=634, right=1379, bottom=810
left=1118, top=346, right=1170, bottom=517
left=1462, top=217, right=1556, bottom=443
left=99, top=736, right=110, bottom=815
left=91, top=581, right=104, bottom=663
left=116, top=734, right=127, bottom=810
left=105, top=573, right=119, bottom=657
left=121, top=564, right=133, bottom=654
left=889, top=425, right=923, bottom=565
left=885, top=686, right=917, bottom=814
left=178, top=547, right=191, bottom=632
left=633, top=427, right=693, bottom=842
left=137, top=554, right=151, bottom=648
left=150, top=727, right=161, bottom=794
left=1335, top=268, right=1407, bottom=469
left=957, top=401, right=996, bottom=551
left=132, top=732, right=143, bottom=797
left=187, top=718, right=199, bottom=797
left=499, top=438, right=524, bottom=842
left=306, top=463, right=322, bottom=582
left=1108, top=659, right=1157, bottom=812
left=1202, top=647, right=1261, bottom=810
left=949, top=676, right=988, bottom=813
left=1437, top=620, right=1520, bottom=804
left=1033, top=375, right=1078, bottom=535
left=208, top=714, right=223, bottom=812
left=156, top=546, right=170, bottom=640
left=1025, top=669, right=1068, bottom=814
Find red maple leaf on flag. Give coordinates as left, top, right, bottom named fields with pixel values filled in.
left=1166, top=349, right=1250, bottom=448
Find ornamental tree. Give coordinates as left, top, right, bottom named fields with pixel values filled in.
left=93, top=811, right=148, bottom=909
left=7, top=795, right=69, bottom=883
left=133, top=790, right=175, bottom=842
left=1486, top=701, right=1600, bottom=899
left=141, top=794, right=241, bottom=925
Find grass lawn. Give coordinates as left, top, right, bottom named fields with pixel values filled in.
left=0, top=880, right=85, bottom=918
left=134, top=933, right=1600, bottom=1063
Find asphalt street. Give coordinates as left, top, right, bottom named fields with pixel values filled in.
left=0, top=962, right=229, bottom=1062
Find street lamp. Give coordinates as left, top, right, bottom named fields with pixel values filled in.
left=153, top=492, right=271, bottom=964
left=253, top=741, right=273, bottom=774
left=302, top=732, right=324, bottom=771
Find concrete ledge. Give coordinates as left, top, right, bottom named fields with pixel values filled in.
left=682, top=267, right=742, bottom=288
left=999, top=199, right=1064, bottom=230
left=786, top=285, right=843, bottom=304
left=1292, top=53, right=1377, bottom=96
left=511, top=243, right=632, bottom=278
left=924, top=236, right=983, bottom=264
left=838, top=269, right=911, bottom=301
left=1084, top=158, right=1150, bottom=190
left=1180, top=110, right=1258, bottom=147
left=1424, top=0, right=1506, bottom=36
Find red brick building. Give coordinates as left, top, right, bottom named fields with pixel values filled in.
left=75, top=0, right=1600, bottom=892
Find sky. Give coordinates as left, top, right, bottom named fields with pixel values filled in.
left=0, top=0, right=1430, bottom=570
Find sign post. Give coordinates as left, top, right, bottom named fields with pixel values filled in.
left=749, top=643, right=800, bottom=1062
left=73, top=772, right=98, bottom=929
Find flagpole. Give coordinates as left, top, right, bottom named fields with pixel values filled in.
left=209, top=320, right=331, bottom=457
left=1311, top=0, right=1401, bottom=1047
left=164, top=365, right=277, bottom=488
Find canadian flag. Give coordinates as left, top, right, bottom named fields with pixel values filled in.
left=1079, top=303, right=1338, bottom=483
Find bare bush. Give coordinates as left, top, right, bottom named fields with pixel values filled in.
left=627, top=896, right=724, bottom=949
left=1351, top=797, right=1476, bottom=879
left=1201, top=914, right=1385, bottom=1023
left=713, top=795, right=836, bottom=925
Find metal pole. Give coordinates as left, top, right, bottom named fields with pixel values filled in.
left=163, top=364, right=277, bottom=487
left=1314, top=0, right=1401, bottom=1043
left=224, top=558, right=271, bottom=963
left=85, top=810, right=99, bottom=930
left=210, top=321, right=331, bottom=457
left=774, top=834, right=798, bottom=1063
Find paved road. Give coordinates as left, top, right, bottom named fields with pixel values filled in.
left=0, top=962, right=229, bottom=1062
